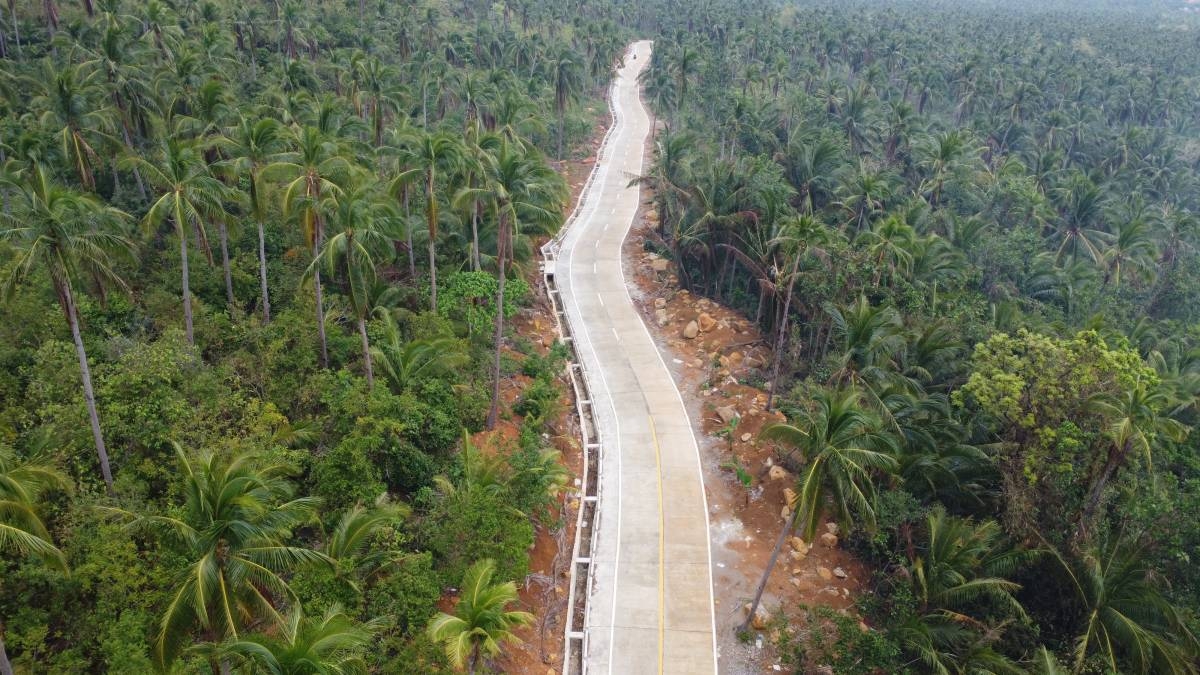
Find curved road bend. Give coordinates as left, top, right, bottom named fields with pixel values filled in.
left=557, top=40, right=718, bottom=674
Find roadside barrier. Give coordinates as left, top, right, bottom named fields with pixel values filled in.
left=539, top=47, right=628, bottom=675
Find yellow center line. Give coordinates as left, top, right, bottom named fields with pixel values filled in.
left=647, top=414, right=665, bottom=675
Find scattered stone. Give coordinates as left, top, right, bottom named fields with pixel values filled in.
left=825, top=522, right=839, bottom=536
left=697, top=312, right=717, bottom=332
left=744, top=603, right=770, bottom=630
left=788, top=536, right=807, bottom=553
left=841, top=588, right=851, bottom=598
left=780, top=505, right=790, bottom=518
left=651, top=258, right=669, bottom=272
left=655, top=308, right=668, bottom=326
left=788, top=549, right=805, bottom=562
left=728, top=351, right=744, bottom=365
left=682, top=321, right=699, bottom=339
left=768, top=465, right=790, bottom=481
left=740, top=433, right=752, bottom=442
left=820, top=532, right=839, bottom=548
left=833, top=567, right=848, bottom=579
left=789, top=577, right=802, bottom=588
left=817, top=567, right=833, bottom=581
left=718, top=355, right=730, bottom=368
left=715, top=405, right=738, bottom=424
left=653, top=297, right=667, bottom=309
left=858, top=621, right=870, bottom=632
left=744, top=356, right=763, bottom=369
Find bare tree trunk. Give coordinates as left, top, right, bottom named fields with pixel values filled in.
left=739, top=505, right=798, bottom=633
left=471, top=201, right=482, bottom=272
left=427, top=238, right=438, bottom=311
left=218, top=221, right=234, bottom=307
left=1075, top=446, right=1125, bottom=543
left=9, top=1, right=22, bottom=58
left=767, top=249, right=802, bottom=411
left=486, top=215, right=509, bottom=430
left=402, top=189, right=416, bottom=279
left=64, top=284, right=114, bottom=492
left=257, top=219, right=270, bottom=322
left=313, top=266, right=329, bottom=368
left=358, top=317, right=374, bottom=389
left=180, top=228, right=194, bottom=345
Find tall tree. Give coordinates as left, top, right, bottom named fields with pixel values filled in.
left=265, top=125, right=353, bottom=367
left=456, top=138, right=563, bottom=429
left=129, top=137, right=227, bottom=346
left=394, top=130, right=463, bottom=312
left=1, top=164, right=134, bottom=491
left=216, top=116, right=284, bottom=323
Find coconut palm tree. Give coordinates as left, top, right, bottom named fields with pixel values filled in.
left=114, top=444, right=329, bottom=673
left=215, top=116, right=284, bottom=322
left=455, top=138, right=564, bottom=429
left=207, top=605, right=384, bottom=675
left=128, top=136, right=228, bottom=346
left=426, top=558, right=533, bottom=674
left=26, top=60, right=117, bottom=192
left=0, top=445, right=70, bottom=675
left=370, top=314, right=469, bottom=395
left=393, top=129, right=464, bottom=311
left=306, top=180, right=394, bottom=388
left=265, top=125, right=353, bottom=367
left=548, top=48, right=582, bottom=159
left=1046, top=536, right=1199, bottom=674
left=0, top=164, right=134, bottom=491
left=741, top=387, right=898, bottom=633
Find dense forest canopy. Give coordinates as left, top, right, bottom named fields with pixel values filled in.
left=639, top=0, right=1200, bottom=672
left=0, top=0, right=640, bottom=672
left=3, top=0, right=1200, bottom=673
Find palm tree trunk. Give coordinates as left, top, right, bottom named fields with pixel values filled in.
left=471, top=201, right=481, bottom=272
left=313, top=265, right=329, bottom=368
left=403, top=188, right=416, bottom=278
left=63, top=284, right=115, bottom=492
left=1076, top=445, right=1126, bottom=543
left=9, top=1, right=22, bottom=58
left=486, top=215, right=509, bottom=430
left=0, top=623, right=12, bottom=675
left=256, top=219, right=270, bottom=322
left=218, top=221, right=234, bottom=307
left=556, top=106, right=565, bottom=160
left=739, top=504, right=798, bottom=634
left=767, top=249, right=802, bottom=411
left=358, top=317, right=374, bottom=389
left=180, top=224, right=195, bottom=345
left=427, top=174, right=439, bottom=311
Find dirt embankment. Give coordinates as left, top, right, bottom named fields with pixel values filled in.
left=622, top=202, right=872, bottom=673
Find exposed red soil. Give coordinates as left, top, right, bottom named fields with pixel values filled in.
left=622, top=199, right=872, bottom=672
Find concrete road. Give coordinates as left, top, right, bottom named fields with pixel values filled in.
left=555, top=40, right=719, bottom=674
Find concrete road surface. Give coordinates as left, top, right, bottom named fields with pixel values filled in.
left=555, top=40, right=719, bottom=674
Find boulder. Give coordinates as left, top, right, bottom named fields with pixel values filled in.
left=697, top=312, right=717, bottom=332
left=768, top=465, right=790, bottom=481
left=682, top=321, right=699, bottom=339
left=715, top=405, right=738, bottom=424
left=744, top=603, right=770, bottom=630
left=833, top=567, right=848, bottom=579
left=743, top=356, right=763, bottom=369
left=728, top=351, right=744, bottom=365
left=817, top=567, right=833, bottom=581
left=820, top=532, right=839, bottom=548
